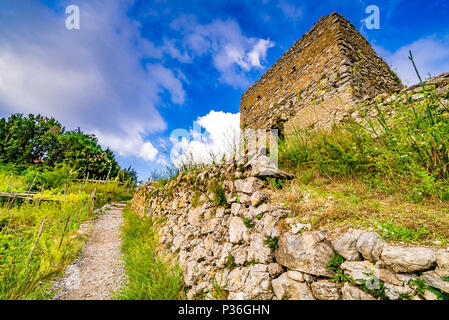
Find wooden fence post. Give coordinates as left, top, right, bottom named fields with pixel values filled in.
left=26, top=173, right=38, bottom=193
left=4, top=210, right=14, bottom=235
left=26, top=216, right=47, bottom=266
left=6, top=175, right=12, bottom=193
left=6, top=185, right=16, bottom=211
left=37, top=183, right=45, bottom=206
left=58, top=215, right=71, bottom=249
left=90, top=184, right=97, bottom=208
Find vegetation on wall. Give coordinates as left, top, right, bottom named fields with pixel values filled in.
left=279, top=64, right=449, bottom=202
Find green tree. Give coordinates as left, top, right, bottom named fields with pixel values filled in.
left=0, top=113, right=138, bottom=183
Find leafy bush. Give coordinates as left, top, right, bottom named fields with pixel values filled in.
left=0, top=114, right=137, bottom=183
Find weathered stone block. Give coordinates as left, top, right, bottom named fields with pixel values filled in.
left=381, top=246, right=436, bottom=273
left=234, top=177, right=264, bottom=194
left=274, top=231, right=335, bottom=277
left=341, top=283, right=376, bottom=300
left=311, top=280, right=341, bottom=300
left=331, top=229, right=363, bottom=261
left=355, top=232, right=384, bottom=261
left=272, top=273, right=315, bottom=300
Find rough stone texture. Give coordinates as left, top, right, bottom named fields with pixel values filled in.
left=435, top=251, right=449, bottom=277
left=272, top=273, right=315, bottom=300
left=132, top=161, right=449, bottom=300
left=240, top=12, right=403, bottom=131
left=229, top=217, right=250, bottom=244
left=274, top=231, right=335, bottom=277
left=381, top=246, right=436, bottom=273
left=234, top=177, right=265, bottom=194
left=246, top=155, right=294, bottom=179
left=267, top=263, right=284, bottom=278
left=384, top=283, right=415, bottom=300
left=331, top=229, right=363, bottom=261
left=340, top=260, right=375, bottom=282
left=341, top=283, right=376, bottom=300
left=373, top=263, right=404, bottom=287
left=355, top=232, right=385, bottom=261
left=310, top=281, right=341, bottom=300
left=250, top=190, right=270, bottom=207
left=423, top=289, right=439, bottom=300
left=421, top=271, right=449, bottom=293
left=247, top=233, right=273, bottom=263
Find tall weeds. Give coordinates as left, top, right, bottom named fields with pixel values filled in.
left=115, top=206, right=184, bottom=300
left=0, top=170, right=134, bottom=300
left=279, top=56, right=449, bottom=201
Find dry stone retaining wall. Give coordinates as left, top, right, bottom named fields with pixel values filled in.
left=131, top=156, right=449, bottom=300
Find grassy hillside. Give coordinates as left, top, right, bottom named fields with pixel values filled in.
left=276, top=70, right=449, bottom=246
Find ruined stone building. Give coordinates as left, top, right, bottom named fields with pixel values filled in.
left=240, top=12, right=403, bottom=132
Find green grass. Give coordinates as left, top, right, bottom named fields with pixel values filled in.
left=114, top=206, right=184, bottom=300
left=327, top=253, right=345, bottom=273
left=0, top=167, right=134, bottom=300
left=242, top=217, right=255, bottom=228
left=279, top=64, right=449, bottom=201
left=275, top=62, right=449, bottom=245
left=225, top=253, right=236, bottom=270
left=265, top=178, right=286, bottom=190
left=378, top=221, right=433, bottom=243
left=209, top=181, right=227, bottom=207
left=0, top=197, right=93, bottom=300
left=264, top=236, right=279, bottom=249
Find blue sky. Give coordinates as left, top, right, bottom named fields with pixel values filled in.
left=1, top=0, right=449, bottom=181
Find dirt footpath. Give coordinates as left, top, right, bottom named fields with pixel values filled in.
left=52, top=203, right=126, bottom=300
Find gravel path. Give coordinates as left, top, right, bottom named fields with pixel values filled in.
left=52, top=203, right=126, bottom=300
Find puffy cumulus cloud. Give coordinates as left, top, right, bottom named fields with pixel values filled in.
left=93, top=130, right=159, bottom=161
left=0, top=0, right=186, bottom=161
left=170, top=110, right=240, bottom=168
left=170, top=16, right=274, bottom=88
left=373, top=35, right=449, bottom=85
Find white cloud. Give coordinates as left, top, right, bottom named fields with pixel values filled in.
left=93, top=130, right=158, bottom=161
left=373, top=35, right=449, bottom=85
left=248, top=39, right=274, bottom=68
left=170, top=110, right=241, bottom=168
left=0, top=0, right=186, bottom=161
left=170, top=16, right=274, bottom=88
left=278, top=0, right=303, bottom=22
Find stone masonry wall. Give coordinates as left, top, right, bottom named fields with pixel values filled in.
left=131, top=155, right=449, bottom=300
left=240, top=12, right=403, bottom=131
